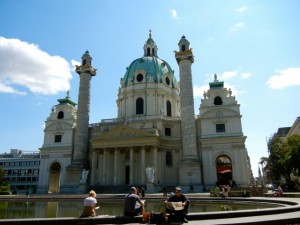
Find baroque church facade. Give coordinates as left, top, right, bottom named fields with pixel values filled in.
left=37, top=33, right=252, bottom=194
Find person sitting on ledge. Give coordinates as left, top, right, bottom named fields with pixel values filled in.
left=166, top=187, right=189, bottom=223
left=124, top=186, right=145, bottom=216
left=80, top=190, right=98, bottom=218
left=274, top=186, right=283, bottom=197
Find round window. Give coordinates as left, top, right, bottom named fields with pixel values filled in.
left=137, top=74, right=143, bottom=82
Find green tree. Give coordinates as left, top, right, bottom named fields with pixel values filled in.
left=265, top=134, right=300, bottom=187
left=286, top=135, right=300, bottom=176
left=0, top=167, right=9, bottom=191
left=268, top=136, right=290, bottom=184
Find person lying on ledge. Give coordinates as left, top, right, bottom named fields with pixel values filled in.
left=80, top=190, right=97, bottom=217
left=124, top=186, right=145, bottom=216
left=166, top=187, right=189, bottom=223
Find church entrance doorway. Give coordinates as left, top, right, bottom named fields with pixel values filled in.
left=216, top=155, right=232, bottom=185
left=48, top=162, right=61, bottom=193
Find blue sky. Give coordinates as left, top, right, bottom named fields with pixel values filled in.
left=0, top=0, right=299, bottom=177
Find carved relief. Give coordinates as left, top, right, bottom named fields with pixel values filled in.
left=94, top=125, right=155, bottom=140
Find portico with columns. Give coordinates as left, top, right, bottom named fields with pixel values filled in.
left=89, top=125, right=182, bottom=190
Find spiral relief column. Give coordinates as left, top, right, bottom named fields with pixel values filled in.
left=175, top=36, right=202, bottom=190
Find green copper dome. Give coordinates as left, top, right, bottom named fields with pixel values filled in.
left=122, top=32, right=177, bottom=87
left=123, top=56, right=176, bottom=86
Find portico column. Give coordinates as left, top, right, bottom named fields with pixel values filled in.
left=153, top=146, right=158, bottom=183
left=141, top=146, right=146, bottom=184
left=130, top=147, right=134, bottom=185
left=113, top=148, right=119, bottom=185
left=102, top=149, right=107, bottom=185
left=91, top=150, right=97, bottom=185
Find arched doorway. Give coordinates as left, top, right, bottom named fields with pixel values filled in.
left=216, top=155, right=232, bottom=185
left=48, top=162, right=61, bottom=193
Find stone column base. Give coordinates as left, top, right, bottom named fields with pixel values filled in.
left=146, top=183, right=155, bottom=193
left=79, top=183, right=88, bottom=193
left=179, top=161, right=202, bottom=187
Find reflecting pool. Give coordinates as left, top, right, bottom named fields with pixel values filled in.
left=0, top=199, right=281, bottom=219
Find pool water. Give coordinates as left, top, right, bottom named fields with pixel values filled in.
left=0, top=200, right=281, bottom=219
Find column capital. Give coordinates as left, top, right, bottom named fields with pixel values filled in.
left=75, top=64, right=97, bottom=76
left=175, top=49, right=194, bottom=64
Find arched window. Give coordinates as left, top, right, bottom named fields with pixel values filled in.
left=216, top=155, right=232, bottom=185
left=82, top=59, right=86, bottom=65
left=50, top=162, right=61, bottom=171
left=181, top=45, right=186, bottom=51
left=166, top=151, right=172, bottom=166
left=147, top=48, right=150, bottom=56
left=214, top=96, right=223, bottom=105
left=136, top=98, right=144, bottom=114
left=165, top=77, right=170, bottom=85
left=57, top=111, right=64, bottom=119
left=166, top=101, right=172, bottom=117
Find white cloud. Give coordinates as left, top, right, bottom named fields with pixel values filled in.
left=266, top=67, right=300, bottom=89
left=229, top=22, right=244, bottom=33
left=0, top=82, right=26, bottom=95
left=236, top=6, right=248, bottom=14
left=214, top=70, right=251, bottom=81
left=71, top=59, right=81, bottom=72
left=71, top=59, right=80, bottom=67
left=241, top=72, right=252, bottom=78
left=170, top=9, right=178, bottom=20
left=220, top=71, right=238, bottom=80
left=0, top=37, right=72, bottom=95
left=193, top=84, right=209, bottom=97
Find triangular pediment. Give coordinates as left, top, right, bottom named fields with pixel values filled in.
left=91, top=125, right=161, bottom=149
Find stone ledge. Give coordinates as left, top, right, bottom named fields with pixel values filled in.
left=0, top=215, right=144, bottom=225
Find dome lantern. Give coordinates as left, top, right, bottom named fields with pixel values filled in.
left=143, top=30, right=158, bottom=57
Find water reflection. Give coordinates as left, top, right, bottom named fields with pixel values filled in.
left=0, top=200, right=279, bottom=219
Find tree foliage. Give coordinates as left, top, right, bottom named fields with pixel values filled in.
left=286, top=135, right=300, bottom=176
left=265, top=134, right=300, bottom=186
left=0, top=167, right=9, bottom=191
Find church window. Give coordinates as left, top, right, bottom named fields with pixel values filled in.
left=54, top=135, right=62, bottom=143
left=152, top=48, right=155, bottom=55
left=165, top=77, right=170, bottom=85
left=137, top=73, right=143, bottom=82
left=166, top=151, right=173, bottom=166
left=214, top=96, right=223, bottom=105
left=82, top=59, right=86, bottom=65
left=147, top=48, right=150, bottom=56
left=166, top=101, right=172, bottom=117
left=216, top=124, right=225, bottom=133
left=165, top=127, right=171, bottom=136
left=57, top=111, right=64, bottom=119
left=136, top=98, right=144, bottom=114
left=181, top=45, right=186, bottom=51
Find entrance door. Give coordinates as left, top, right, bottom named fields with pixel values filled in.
left=48, top=162, right=61, bottom=193
left=216, top=155, right=232, bottom=185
